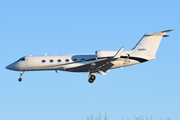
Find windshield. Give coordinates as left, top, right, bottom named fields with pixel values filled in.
left=17, top=57, right=25, bottom=62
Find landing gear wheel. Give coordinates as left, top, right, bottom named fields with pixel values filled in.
left=88, top=78, right=94, bottom=83
left=18, top=71, right=24, bottom=82
left=18, top=78, right=22, bottom=82
left=88, top=75, right=96, bottom=83
left=90, top=75, right=96, bottom=80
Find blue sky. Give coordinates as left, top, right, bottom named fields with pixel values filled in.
left=0, top=0, right=180, bottom=120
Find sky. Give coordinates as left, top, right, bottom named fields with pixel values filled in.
left=0, top=0, right=180, bottom=120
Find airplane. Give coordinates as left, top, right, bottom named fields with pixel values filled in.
left=6, top=29, right=174, bottom=83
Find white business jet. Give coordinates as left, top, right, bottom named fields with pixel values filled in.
left=6, top=29, right=174, bottom=83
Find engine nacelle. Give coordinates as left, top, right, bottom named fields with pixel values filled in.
left=95, top=51, right=117, bottom=59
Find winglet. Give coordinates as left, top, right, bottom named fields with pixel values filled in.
left=113, top=47, right=124, bottom=59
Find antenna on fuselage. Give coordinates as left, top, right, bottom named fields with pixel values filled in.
left=45, top=53, right=47, bottom=56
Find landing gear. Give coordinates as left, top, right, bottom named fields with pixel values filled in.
left=88, top=63, right=96, bottom=83
left=90, top=75, right=96, bottom=80
left=88, top=75, right=96, bottom=83
left=18, top=78, right=22, bottom=82
left=88, top=78, right=94, bottom=83
left=18, top=71, right=24, bottom=82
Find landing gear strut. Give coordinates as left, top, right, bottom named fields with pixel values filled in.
left=88, top=75, right=96, bottom=83
left=18, top=71, right=24, bottom=82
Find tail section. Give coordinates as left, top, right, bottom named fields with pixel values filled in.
left=131, top=29, right=174, bottom=59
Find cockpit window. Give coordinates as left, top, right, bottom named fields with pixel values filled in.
left=17, top=57, right=25, bottom=62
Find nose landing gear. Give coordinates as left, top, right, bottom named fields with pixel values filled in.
left=18, top=71, right=24, bottom=82
left=18, top=78, right=22, bottom=82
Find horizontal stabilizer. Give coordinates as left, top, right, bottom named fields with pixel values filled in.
left=146, top=29, right=174, bottom=37
left=162, top=29, right=175, bottom=33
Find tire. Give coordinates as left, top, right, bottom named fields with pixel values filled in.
left=88, top=78, right=94, bottom=83
left=18, top=78, right=22, bottom=82
left=90, top=75, right=96, bottom=80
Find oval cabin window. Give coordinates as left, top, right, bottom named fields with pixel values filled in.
left=73, top=59, right=77, bottom=62
left=49, top=60, right=54, bottom=63
left=81, top=58, right=85, bottom=62
left=42, top=60, right=46, bottom=63
left=57, top=59, right=61, bottom=62
left=65, top=59, right=69, bottom=62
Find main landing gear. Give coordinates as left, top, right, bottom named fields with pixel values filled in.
left=18, top=71, right=24, bottom=82
left=88, top=75, right=96, bottom=83
left=88, top=63, right=96, bottom=83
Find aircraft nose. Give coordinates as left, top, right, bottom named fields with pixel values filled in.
left=5, top=63, right=18, bottom=71
left=5, top=65, right=10, bottom=69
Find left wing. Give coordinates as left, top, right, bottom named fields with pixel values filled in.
left=66, top=58, right=112, bottom=72
left=66, top=47, right=124, bottom=73
left=98, top=47, right=124, bottom=73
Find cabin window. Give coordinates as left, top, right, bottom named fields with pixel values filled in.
left=73, top=59, right=77, bottom=62
left=42, top=60, right=46, bottom=63
left=81, top=58, right=85, bottom=62
left=57, top=59, right=61, bottom=62
left=49, top=60, right=54, bottom=63
left=65, top=59, right=69, bottom=62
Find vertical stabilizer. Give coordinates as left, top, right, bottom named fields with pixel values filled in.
left=131, top=29, right=174, bottom=58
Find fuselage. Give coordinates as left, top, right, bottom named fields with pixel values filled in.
left=5, top=51, right=146, bottom=72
